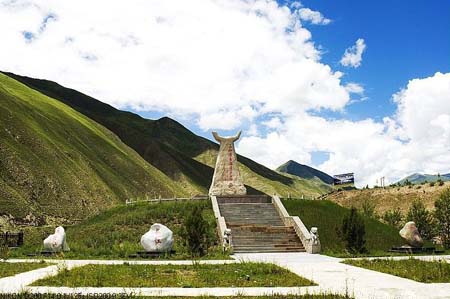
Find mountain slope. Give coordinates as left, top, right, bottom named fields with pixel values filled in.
left=0, top=73, right=184, bottom=223
left=277, top=160, right=334, bottom=185
left=397, top=173, right=450, bottom=185
left=5, top=72, right=330, bottom=197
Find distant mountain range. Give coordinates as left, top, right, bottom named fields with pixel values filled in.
left=276, top=160, right=334, bottom=185
left=0, top=72, right=331, bottom=221
left=397, top=173, right=450, bottom=185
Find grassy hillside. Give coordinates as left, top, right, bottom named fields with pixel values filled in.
left=4, top=72, right=330, bottom=197
left=326, top=181, right=450, bottom=215
left=11, top=200, right=223, bottom=259
left=282, top=199, right=403, bottom=256
left=277, top=160, right=334, bottom=185
left=0, top=73, right=184, bottom=223
left=398, top=173, right=450, bottom=185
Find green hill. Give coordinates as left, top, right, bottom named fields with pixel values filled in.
left=277, top=160, right=334, bottom=185
left=4, top=72, right=330, bottom=198
left=0, top=73, right=184, bottom=223
left=282, top=199, right=403, bottom=256
left=397, top=173, right=450, bottom=185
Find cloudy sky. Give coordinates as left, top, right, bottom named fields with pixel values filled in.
left=1, top=0, right=449, bottom=187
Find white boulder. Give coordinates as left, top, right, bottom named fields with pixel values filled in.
left=399, top=221, right=424, bottom=248
left=140, top=223, right=174, bottom=252
left=43, top=226, right=70, bottom=252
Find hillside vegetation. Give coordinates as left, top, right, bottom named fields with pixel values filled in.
left=282, top=199, right=403, bottom=256
left=277, top=160, right=334, bottom=185
left=326, top=181, right=450, bottom=215
left=11, top=200, right=223, bottom=259
left=4, top=72, right=331, bottom=198
left=0, top=73, right=184, bottom=223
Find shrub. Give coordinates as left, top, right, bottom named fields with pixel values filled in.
left=437, top=179, right=445, bottom=186
left=340, top=207, right=366, bottom=254
left=382, top=208, right=403, bottom=229
left=361, top=199, right=377, bottom=218
left=407, top=199, right=435, bottom=240
left=430, top=181, right=435, bottom=187
left=434, top=188, right=450, bottom=249
left=181, top=205, right=213, bottom=256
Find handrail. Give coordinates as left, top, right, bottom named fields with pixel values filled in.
left=210, top=195, right=232, bottom=253
left=272, top=195, right=321, bottom=254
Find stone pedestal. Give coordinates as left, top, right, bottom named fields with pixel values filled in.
left=209, top=131, right=246, bottom=196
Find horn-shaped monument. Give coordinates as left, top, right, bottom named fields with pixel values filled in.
left=209, top=131, right=247, bottom=196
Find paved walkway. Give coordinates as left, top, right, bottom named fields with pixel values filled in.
left=235, top=253, right=450, bottom=299
left=1, top=254, right=450, bottom=298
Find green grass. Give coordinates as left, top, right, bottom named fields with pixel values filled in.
left=282, top=199, right=404, bottom=257
left=343, top=258, right=450, bottom=283
left=32, top=262, right=314, bottom=288
left=10, top=200, right=225, bottom=260
left=0, top=73, right=185, bottom=222
left=0, top=261, right=48, bottom=278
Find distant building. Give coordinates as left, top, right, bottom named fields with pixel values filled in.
left=333, top=173, right=355, bottom=185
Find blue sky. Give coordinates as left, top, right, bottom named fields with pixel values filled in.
left=1, top=0, right=449, bottom=186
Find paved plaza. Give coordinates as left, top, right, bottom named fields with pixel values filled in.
left=1, top=253, right=450, bottom=298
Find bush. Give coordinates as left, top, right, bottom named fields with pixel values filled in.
left=361, top=199, right=377, bottom=218
left=437, top=179, right=445, bottom=186
left=407, top=199, right=434, bottom=240
left=340, top=207, right=366, bottom=254
left=434, top=188, right=450, bottom=249
left=430, top=181, right=436, bottom=187
left=181, top=205, right=213, bottom=256
left=382, top=208, right=403, bottom=229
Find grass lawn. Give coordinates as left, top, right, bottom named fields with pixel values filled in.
left=32, top=262, right=314, bottom=288
left=11, top=200, right=226, bottom=260
left=282, top=199, right=404, bottom=257
left=0, top=261, right=48, bottom=278
left=343, top=258, right=450, bottom=283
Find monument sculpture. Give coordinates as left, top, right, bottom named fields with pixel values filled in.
left=141, top=223, right=174, bottom=252
left=209, top=131, right=246, bottom=196
left=43, top=226, right=70, bottom=252
left=399, top=221, right=424, bottom=248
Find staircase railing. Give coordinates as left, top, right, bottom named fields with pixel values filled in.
left=272, top=195, right=321, bottom=254
left=210, top=195, right=233, bottom=253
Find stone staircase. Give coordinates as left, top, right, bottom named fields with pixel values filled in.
left=217, top=195, right=305, bottom=253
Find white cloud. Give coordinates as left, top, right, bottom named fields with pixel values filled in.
left=344, top=82, right=364, bottom=94
left=2, top=1, right=448, bottom=188
left=297, top=8, right=331, bottom=25
left=0, top=0, right=348, bottom=130
left=238, top=72, right=450, bottom=187
left=340, top=38, right=366, bottom=68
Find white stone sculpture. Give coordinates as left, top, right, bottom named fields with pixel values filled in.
left=310, top=227, right=320, bottom=245
left=209, top=131, right=246, bottom=196
left=399, top=221, right=424, bottom=248
left=43, top=226, right=70, bottom=252
left=141, top=223, right=174, bottom=252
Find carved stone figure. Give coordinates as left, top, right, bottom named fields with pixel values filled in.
left=399, top=221, right=424, bottom=248
left=43, top=226, right=70, bottom=252
left=310, top=227, right=320, bottom=245
left=141, top=223, right=174, bottom=252
left=209, top=131, right=246, bottom=196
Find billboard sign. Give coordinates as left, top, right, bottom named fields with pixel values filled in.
left=333, top=173, right=354, bottom=185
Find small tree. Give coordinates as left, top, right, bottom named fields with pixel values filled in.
left=181, top=205, right=212, bottom=256
left=407, top=199, right=434, bottom=240
left=434, top=188, right=450, bottom=249
left=341, top=207, right=366, bottom=254
left=361, top=199, right=377, bottom=218
left=382, top=208, right=403, bottom=228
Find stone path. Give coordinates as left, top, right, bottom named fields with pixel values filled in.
left=1, top=254, right=450, bottom=298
